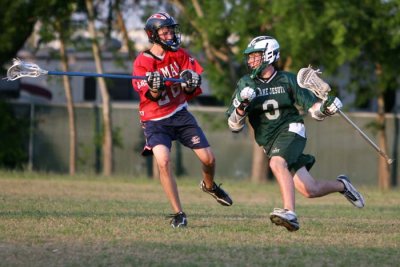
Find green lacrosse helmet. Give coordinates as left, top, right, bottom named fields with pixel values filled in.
left=244, top=36, right=280, bottom=79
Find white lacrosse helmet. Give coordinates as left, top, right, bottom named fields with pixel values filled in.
left=244, top=36, right=280, bottom=78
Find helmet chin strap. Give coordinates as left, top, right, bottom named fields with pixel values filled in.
left=155, top=36, right=180, bottom=51
left=250, top=62, right=269, bottom=79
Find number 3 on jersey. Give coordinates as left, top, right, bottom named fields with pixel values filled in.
left=262, top=99, right=280, bottom=120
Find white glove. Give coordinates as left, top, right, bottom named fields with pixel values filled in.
left=240, top=87, right=256, bottom=102
left=321, top=96, right=342, bottom=116
left=233, top=86, right=256, bottom=110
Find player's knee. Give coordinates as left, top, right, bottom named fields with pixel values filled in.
left=300, top=184, right=320, bottom=198
left=269, top=157, right=287, bottom=173
left=301, top=189, right=317, bottom=198
left=202, top=156, right=215, bottom=168
left=156, top=158, right=170, bottom=170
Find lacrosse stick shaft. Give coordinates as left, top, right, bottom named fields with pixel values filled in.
left=47, top=71, right=183, bottom=83
left=338, top=110, right=394, bottom=164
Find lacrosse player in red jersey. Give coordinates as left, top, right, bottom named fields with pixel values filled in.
left=132, top=12, right=232, bottom=228
left=227, top=36, right=364, bottom=232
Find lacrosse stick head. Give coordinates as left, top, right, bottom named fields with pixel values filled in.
left=6, top=58, right=48, bottom=81
left=297, top=66, right=331, bottom=101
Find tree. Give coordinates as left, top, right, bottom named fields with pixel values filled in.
left=165, top=0, right=399, bottom=187
left=36, top=1, right=78, bottom=175
left=113, top=0, right=136, bottom=59
left=0, top=0, right=80, bottom=174
left=0, top=101, right=28, bottom=168
left=0, top=0, right=37, bottom=71
left=58, top=21, right=78, bottom=175
left=268, top=0, right=399, bottom=189
left=344, top=0, right=400, bottom=189
left=85, top=0, right=114, bottom=176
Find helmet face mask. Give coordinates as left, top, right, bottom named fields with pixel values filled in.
left=145, top=12, right=181, bottom=51
left=246, top=52, right=264, bottom=70
left=244, top=36, right=280, bottom=78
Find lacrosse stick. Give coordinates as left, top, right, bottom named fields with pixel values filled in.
left=5, top=58, right=184, bottom=83
left=297, top=66, right=394, bottom=165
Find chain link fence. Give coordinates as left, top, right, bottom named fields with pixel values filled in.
left=10, top=102, right=400, bottom=186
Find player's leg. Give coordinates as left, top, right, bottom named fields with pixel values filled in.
left=192, top=146, right=215, bottom=187
left=174, top=109, right=215, bottom=189
left=293, top=166, right=364, bottom=208
left=269, top=156, right=296, bottom=211
left=267, top=131, right=307, bottom=232
left=152, top=144, right=187, bottom=228
left=268, top=156, right=300, bottom=232
left=141, top=118, right=187, bottom=227
left=293, top=167, right=343, bottom=197
left=152, top=144, right=183, bottom=213
left=174, top=109, right=232, bottom=206
left=193, top=147, right=233, bottom=206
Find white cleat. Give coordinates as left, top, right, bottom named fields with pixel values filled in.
left=337, top=175, right=365, bottom=208
left=269, top=208, right=300, bottom=232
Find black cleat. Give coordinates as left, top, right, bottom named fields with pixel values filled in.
left=168, top=211, right=187, bottom=228
left=200, top=181, right=233, bottom=206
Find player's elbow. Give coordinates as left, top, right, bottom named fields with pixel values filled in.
left=228, top=120, right=245, bottom=132
left=308, top=102, right=326, bottom=121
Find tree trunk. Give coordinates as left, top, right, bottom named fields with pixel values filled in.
left=251, top=140, right=268, bottom=183
left=114, top=0, right=135, bottom=59
left=58, top=23, right=76, bottom=175
left=377, top=93, right=390, bottom=190
left=248, top=124, right=268, bottom=183
left=85, top=0, right=113, bottom=176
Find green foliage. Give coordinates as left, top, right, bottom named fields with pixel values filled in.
left=35, top=1, right=77, bottom=44
left=0, top=0, right=37, bottom=70
left=1, top=0, right=398, bottom=106
left=0, top=101, right=29, bottom=168
left=163, top=0, right=399, bottom=107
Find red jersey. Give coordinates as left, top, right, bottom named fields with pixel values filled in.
left=132, top=48, right=203, bottom=121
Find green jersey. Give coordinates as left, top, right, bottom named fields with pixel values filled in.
left=227, top=70, right=317, bottom=148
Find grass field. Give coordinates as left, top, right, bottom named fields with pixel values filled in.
left=0, top=171, right=399, bottom=267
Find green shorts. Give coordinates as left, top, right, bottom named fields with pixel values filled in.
left=263, top=131, right=315, bottom=172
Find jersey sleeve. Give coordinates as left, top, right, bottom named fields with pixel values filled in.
left=132, top=53, right=153, bottom=95
left=288, top=73, right=318, bottom=112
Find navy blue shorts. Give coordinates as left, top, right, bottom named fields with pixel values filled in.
left=141, top=108, right=210, bottom=156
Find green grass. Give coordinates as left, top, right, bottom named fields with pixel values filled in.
left=0, top=171, right=399, bottom=267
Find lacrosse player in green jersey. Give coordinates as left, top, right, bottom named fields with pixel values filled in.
left=227, top=36, right=365, bottom=232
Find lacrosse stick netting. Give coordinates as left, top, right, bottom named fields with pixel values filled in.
left=297, top=66, right=394, bottom=165
left=297, top=66, right=331, bottom=101
left=7, top=58, right=48, bottom=80
left=5, top=58, right=184, bottom=82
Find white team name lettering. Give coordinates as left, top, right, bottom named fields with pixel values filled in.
left=271, top=147, right=280, bottom=154
left=269, top=86, right=286, bottom=94
left=137, top=80, right=147, bottom=89
left=159, top=62, right=180, bottom=78
left=256, top=86, right=285, bottom=96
